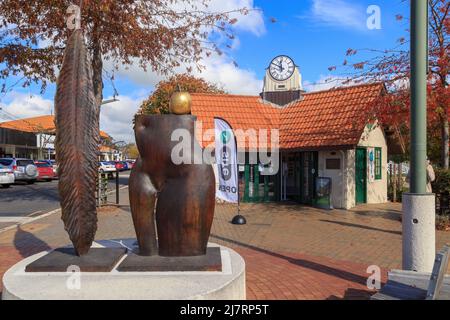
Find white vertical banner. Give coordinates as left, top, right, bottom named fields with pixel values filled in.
left=367, top=147, right=375, bottom=183
left=214, top=118, right=239, bottom=203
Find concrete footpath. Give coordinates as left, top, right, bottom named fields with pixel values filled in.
left=1, top=187, right=449, bottom=300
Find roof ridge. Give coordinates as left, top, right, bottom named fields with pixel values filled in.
left=303, top=82, right=383, bottom=95
left=0, top=114, right=110, bottom=139
left=189, top=81, right=383, bottom=98
left=0, top=114, right=53, bottom=125
left=190, top=92, right=259, bottom=98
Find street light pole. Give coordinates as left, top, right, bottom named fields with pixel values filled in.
left=410, top=0, right=428, bottom=194
left=402, top=0, right=435, bottom=272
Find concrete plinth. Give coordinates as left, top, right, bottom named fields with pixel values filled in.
left=402, top=193, right=436, bottom=272
left=2, top=241, right=246, bottom=300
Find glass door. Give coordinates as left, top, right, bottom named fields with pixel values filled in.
left=300, top=152, right=318, bottom=205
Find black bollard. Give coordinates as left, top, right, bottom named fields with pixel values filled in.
left=116, top=168, right=119, bottom=205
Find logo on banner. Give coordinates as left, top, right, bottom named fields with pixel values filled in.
left=221, top=130, right=231, bottom=144
left=219, top=130, right=233, bottom=181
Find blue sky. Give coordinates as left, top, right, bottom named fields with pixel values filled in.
left=0, top=0, right=411, bottom=142
left=236, top=0, right=408, bottom=88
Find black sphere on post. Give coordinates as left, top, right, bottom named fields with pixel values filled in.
left=231, top=214, right=246, bottom=225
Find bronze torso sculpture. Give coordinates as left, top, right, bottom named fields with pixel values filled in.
left=129, top=111, right=216, bottom=257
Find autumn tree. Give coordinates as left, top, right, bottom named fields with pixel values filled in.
left=330, top=0, right=450, bottom=167
left=122, top=143, right=139, bottom=159
left=33, top=124, right=56, bottom=160
left=0, top=0, right=247, bottom=106
left=140, top=73, right=225, bottom=114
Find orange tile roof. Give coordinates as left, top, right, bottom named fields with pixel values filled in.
left=191, top=93, right=280, bottom=149
left=191, top=83, right=384, bottom=150
left=0, top=115, right=111, bottom=139
left=0, top=115, right=55, bottom=133
left=100, top=130, right=110, bottom=139
left=281, top=83, right=384, bottom=150
left=100, top=145, right=115, bottom=153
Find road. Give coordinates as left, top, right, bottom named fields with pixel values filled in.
left=0, top=171, right=130, bottom=219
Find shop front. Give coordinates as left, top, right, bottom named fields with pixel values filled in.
left=191, top=82, right=397, bottom=209
left=279, top=151, right=318, bottom=205
left=240, top=152, right=278, bottom=203
left=241, top=151, right=319, bottom=205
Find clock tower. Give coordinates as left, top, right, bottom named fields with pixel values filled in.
left=260, top=55, right=304, bottom=106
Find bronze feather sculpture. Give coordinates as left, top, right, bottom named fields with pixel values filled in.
left=54, top=30, right=99, bottom=256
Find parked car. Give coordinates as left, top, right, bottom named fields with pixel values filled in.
left=115, top=161, right=131, bottom=171
left=120, top=161, right=129, bottom=171
left=0, top=166, right=15, bottom=188
left=126, top=160, right=136, bottom=169
left=114, top=161, right=125, bottom=171
left=98, top=161, right=116, bottom=173
left=34, top=161, right=56, bottom=181
left=0, top=158, right=38, bottom=184
left=38, top=159, right=58, bottom=177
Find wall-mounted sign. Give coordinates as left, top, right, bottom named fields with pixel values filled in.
left=326, top=158, right=341, bottom=170
left=315, top=177, right=332, bottom=210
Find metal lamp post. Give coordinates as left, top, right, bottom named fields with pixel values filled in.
left=402, top=0, right=435, bottom=272
left=410, top=0, right=428, bottom=194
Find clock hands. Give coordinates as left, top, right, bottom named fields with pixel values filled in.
left=270, top=56, right=294, bottom=80
left=272, top=61, right=284, bottom=73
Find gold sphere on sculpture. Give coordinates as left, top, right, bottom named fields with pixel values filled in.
left=169, top=91, right=192, bottom=115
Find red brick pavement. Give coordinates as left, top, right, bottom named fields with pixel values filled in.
left=0, top=198, right=447, bottom=300
left=0, top=242, right=384, bottom=300
left=235, top=247, right=387, bottom=300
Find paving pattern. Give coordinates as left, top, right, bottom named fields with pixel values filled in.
left=1, top=192, right=449, bottom=300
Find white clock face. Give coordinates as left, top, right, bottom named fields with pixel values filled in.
left=269, top=55, right=295, bottom=81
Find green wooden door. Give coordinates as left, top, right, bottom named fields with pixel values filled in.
left=355, top=148, right=367, bottom=204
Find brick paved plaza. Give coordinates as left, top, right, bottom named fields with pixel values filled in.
left=1, top=189, right=449, bottom=300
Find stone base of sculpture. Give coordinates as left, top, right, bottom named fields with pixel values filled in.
left=25, top=247, right=127, bottom=272
left=117, top=247, right=222, bottom=272
left=2, top=240, right=246, bottom=300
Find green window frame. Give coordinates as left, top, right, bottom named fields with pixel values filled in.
left=375, top=147, right=382, bottom=180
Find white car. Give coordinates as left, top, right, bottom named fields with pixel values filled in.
left=98, top=161, right=116, bottom=173
left=0, top=167, right=15, bottom=188
left=0, top=158, right=38, bottom=184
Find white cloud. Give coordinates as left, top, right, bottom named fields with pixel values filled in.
left=169, top=0, right=265, bottom=36
left=99, top=94, right=145, bottom=143
left=105, top=0, right=265, bottom=95
left=301, top=0, right=366, bottom=30
left=194, top=54, right=262, bottom=94
left=109, top=49, right=263, bottom=96
left=111, top=63, right=163, bottom=88
left=206, top=0, right=266, bottom=36
left=0, top=91, right=143, bottom=143
left=0, top=92, right=53, bottom=120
